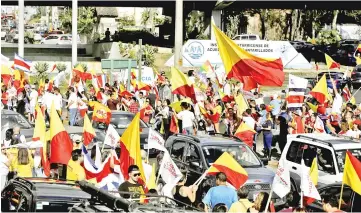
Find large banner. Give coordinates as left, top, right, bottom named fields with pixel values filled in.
left=166, top=39, right=312, bottom=69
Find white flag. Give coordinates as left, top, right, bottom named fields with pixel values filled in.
left=148, top=128, right=166, bottom=151
left=301, top=160, right=321, bottom=200
left=272, top=159, right=291, bottom=198
left=314, top=116, right=325, bottom=133
left=104, top=125, right=120, bottom=147
left=159, top=152, right=183, bottom=185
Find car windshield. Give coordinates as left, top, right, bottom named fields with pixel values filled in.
left=335, top=149, right=361, bottom=172
left=1, top=114, right=32, bottom=129
left=202, top=145, right=261, bottom=168
left=110, top=113, right=148, bottom=129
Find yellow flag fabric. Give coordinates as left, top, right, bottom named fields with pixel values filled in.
left=310, top=157, right=318, bottom=186
left=235, top=93, right=248, bottom=114
left=33, top=105, right=47, bottom=159
left=169, top=98, right=193, bottom=113
left=350, top=96, right=356, bottom=105
left=343, top=151, right=361, bottom=195
left=74, top=64, right=84, bottom=72
left=83, top=114, right=96, bottom=146
left=146, top=163, right=157, bottom=190
left=325, top=54, right=340, bottom=69
left=310, top=74, right=327, bottom=103
left=170, top=67, right=196, bottom=102
left=119, top=113, right=146, bottom=184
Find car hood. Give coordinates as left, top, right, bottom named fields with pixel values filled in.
left=244, top=167, right=275, bottom=184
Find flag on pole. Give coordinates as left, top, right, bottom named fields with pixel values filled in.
left=314, top=116, right=326, bottom=133
left=301, top=160, right=321, bottom=202
left=104, top=124, right=120, bottom=148
left=272, top=159, right=291, bottom=198
left=83, top=114, right=95, bottom=146
left=88, top=101, right=112, bottom=125
left=147, top=128, right=166, bottom=151
left=287, top=74, right=308, bottom=111
left=342, top=85, right=352, bottom=102
left=159, top=151, right=183, bottom=185
left=325, top=54, right=340, bottom=69
left=170, top=67, right=196, bottom=103
left=342, top=151, right=361, bottom=195
left=234, top=122, right=256, bottom=148
left=310, top=74, right=328, bottom=104
left=235, top=93, right=248, bottom=115
left=304, top=157, right=319, bottom=206
left=212, top=22, right=284, bottom=87
left=14, top=54, right=32, bottom=73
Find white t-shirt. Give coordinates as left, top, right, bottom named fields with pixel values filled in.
left=177, top=110, right=195, bottom=128
left=53, top=93, right=63, bottom=111
left=243, top=116, right=256, bottom=129
left=223, top=83, right=231, bottom=96
left=0, top=153, right=9, bottom=176
left=68, top=92, right=78, bottom=109
left=331, top=94, right=343, bottom=114
left=44, top=92, right=54, bottom=110
left=29, top=90, right=38, bottom=107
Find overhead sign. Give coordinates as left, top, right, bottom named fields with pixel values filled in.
left=165, top=39, right=312, bottom=69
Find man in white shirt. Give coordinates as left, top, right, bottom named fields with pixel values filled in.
left=243, top=109, right=256, bottom=130
left=29, top=85, right=38, bottom=122
left=223, top=80, right=231, bottom=96
left=67, top=87, right=78, bottom=126
left=137, top=91, right=145, bottom=108
left=177, top=102, right=195, bottom=135
left=53, top=87, right=63, bottom=115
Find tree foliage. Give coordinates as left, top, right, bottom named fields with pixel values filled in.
left=59, top=7, right=96, bottom=35
left=34, top=62, right=49, bottom=80
left=226, top=15, right=240, bottom=38
left=315, top=29, right=342, bottom=45
left=55, top=63, right=67, bottom=72
left=185, top=10, right=207, bottom=40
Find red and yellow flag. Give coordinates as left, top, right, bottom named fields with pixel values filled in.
left=119, top=113, right=146, bottom=183
left=207, top=152, right=248, bottom=189
left=310, top=74, right=327, bottom=104
left=170, top=67, right=196, bottom=103
left=49, top=102, right=73, bottom=164
left=83, top=114, right=95, bottom=146
left=212, top=23, right=284, bottom=87
left=218, top=90, right=234, bottom=103
left=88, top=101, right=112, bottom=125
left=73, top=64, right=92, bottom=81
left=170, top=114, right=179, bottom=133
left=1, top=65, right=12, bottom=86
left=199, top=105, right=221, bottom=124
left=234, top=122, right=256, bottom=148
left=132, top=79, right=152, bottom=92
left=235, top=93, right=248, bottom=115
left=325, top=54, right=340, bottom=69
left=343, top=151, right=361, bottom=195
left=33, top=105, right=50, bottom=176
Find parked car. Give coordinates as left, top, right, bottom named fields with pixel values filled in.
left=4, top=29, right=18, bottom=43
left=1, top=26, right=9, bottom=40
left=232, top=34, right=260, bottom=40
left=1, top=110, right=34, bottom=142
left=42, top=30, right=64, bottom=38
left=351, top=64, right=361, bottom=89
left=32, top=30, right=43, bottom=42
left=165, top=133, right=274, bottom=203
left=279, top=134, right=361, bottom=192
left=306, top=183, right=361, bottom=212
left=41, top=34, right=71, bottom=45
left=317, top=71, right=347, bottom=90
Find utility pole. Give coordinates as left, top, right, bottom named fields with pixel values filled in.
left=72, top=0, right=78, bottom=67
left=174, top=0, right=183, bottom=68
left=138, top=39, right=142, bottom=82
left=18, top=0, right=24, bottom=57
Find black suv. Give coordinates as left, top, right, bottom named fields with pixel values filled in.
left=164, top=134, right=274, bottom=202
left=306, top=183, right=361, bottom=212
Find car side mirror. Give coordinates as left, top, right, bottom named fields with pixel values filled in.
left=261, top=158, right=269, bottom=166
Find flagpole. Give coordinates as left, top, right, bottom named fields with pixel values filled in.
left=338, top=181, right=345, bottom=210
left=347, top=87, right=361, bottom=103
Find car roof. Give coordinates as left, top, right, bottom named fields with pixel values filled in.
left=168, top=134, right=245, bottom=146
left=288, top=134, right=361, bottom=150
left=1, top=109, right=20, bottom=115
left=12, top=178, right=91, bottom=200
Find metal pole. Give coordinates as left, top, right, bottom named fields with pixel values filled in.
left=174, top=0, right=183, bottom=68
left=110, top=60, right=114, bottom=84
left=127, top=59, right=132, bottom=91
left=138, top=39, right=142, bottom=82
left=18, top=0, right=25, bottom=57
left=72, top=0, right=78, bottom=67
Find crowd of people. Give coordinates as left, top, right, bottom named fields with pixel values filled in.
left=1, top=66, right=357, bottom=213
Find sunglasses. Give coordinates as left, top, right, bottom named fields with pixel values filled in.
left=132, top=173, right=141, bottom=177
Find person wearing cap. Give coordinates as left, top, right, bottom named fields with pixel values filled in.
left=67, top=150, right=85, bottom=181
left=118, top=165, right=145, bottom=199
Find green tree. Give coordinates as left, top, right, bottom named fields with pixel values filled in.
left=185, top=10, right=207, bottom=40
left=226, top=15, right=240, bottom=38
left=316, top=29, right=341, bottom=45
left=59, top=7, right=96, bottom=35
left=55, top=63, right=67, bottom=72
left=141, top=44, right=158, bottom=67
left=34, top=62, right=49, bottom=81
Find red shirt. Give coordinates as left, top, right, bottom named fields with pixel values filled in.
left=129, top=102, right=139, bottom=114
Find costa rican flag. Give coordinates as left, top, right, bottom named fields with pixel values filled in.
left=14, top=54, right=32, bottom=73
left=96, top=74, right=107, bottom=88
left=342, top=85, right=351, bottom=101
left=287, top=74, right=308, bottom=111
